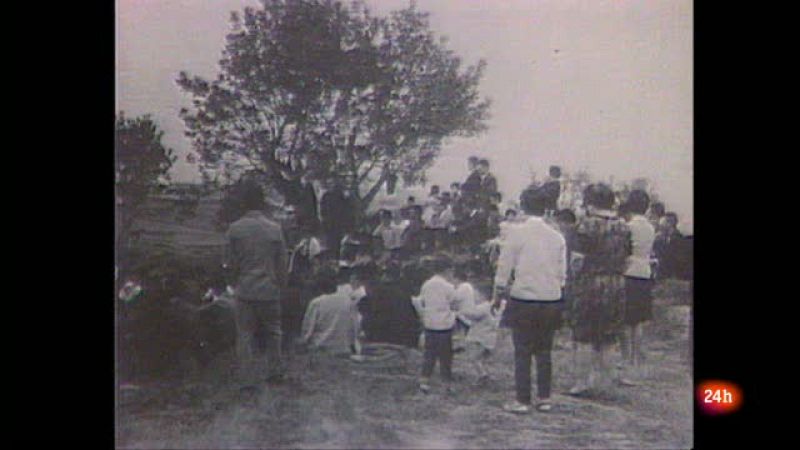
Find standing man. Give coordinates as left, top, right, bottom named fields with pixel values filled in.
left=224, top=181, right=288, bottom=386
left=541, top=165, right=562, bottom=216
left=477, top=158, right=498, bottom=203
left=493, top=188, right=567, bottom=414
left=461, top=156, right=482, bottom=201
left=319, top=181, right=351, bottom=260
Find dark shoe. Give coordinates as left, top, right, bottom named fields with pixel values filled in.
left=265, top=373, right=288, bottom=385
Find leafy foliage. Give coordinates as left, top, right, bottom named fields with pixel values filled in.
left=177, top=0, right=490, bottom=221
left=116, top=112, right=177, bottom=249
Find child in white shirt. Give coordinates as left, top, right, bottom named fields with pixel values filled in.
left=458, top=292, right=503, bottom=384
left=411, top=263, right=458, bottom=393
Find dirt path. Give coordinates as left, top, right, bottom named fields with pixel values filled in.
left=117, top=282, right=692, bottom=449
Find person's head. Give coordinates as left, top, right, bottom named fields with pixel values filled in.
left=519, top=187, right=548, bottom=217
left=407, top=196, right=416, bottom=205
left=617, top=203, right=632, bottom=222
left=477, top=158, right=490, bottom=175
left=625, top=189, right=650, bottom=216
left=450, top=182, right=460, bottom=192
left=316, top=266, right=338, bottom=294
left=585, top=183, right=615, bottom=210
left=468, top=156, right=480, bottom=171
left=664, top=212, right=679, bottom=229
left=489, top=191, right=502, bottom=205
left=549, top=165, right=562, bottom=179
left=410, top=204, right=423, bottom=220
left=430, top=185, right=440, bottom=196
left=505, top=208, right=518, bottom=221
left=650, top=201, right=666, bottom=218
left=240, top=180, right=266, bottom=212
left=379, top=209, right=392, bottom=224
left=555, top=208, right=577, bottom=228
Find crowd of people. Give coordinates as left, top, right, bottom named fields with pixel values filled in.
left=213, top=155, right=691, bottom=414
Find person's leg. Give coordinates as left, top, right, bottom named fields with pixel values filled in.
left=260, top=301, right=285, bottom=382
left=531, top=303, right=560, bottom=404
left=421, top=330, right=436, bottom=382
left=534, top=350, right=553, bottom=400
left=234, top=300, right=258, bottom=383
left=512, top=325, right=534, bottom=405
left=440, top=330, right=454, bottom=383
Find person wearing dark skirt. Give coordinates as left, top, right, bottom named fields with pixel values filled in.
left=567, top=184, right=631, bottom=396
left=493, top=188, right=567, bottom=414
left=618, top=190, right=657, bottom=386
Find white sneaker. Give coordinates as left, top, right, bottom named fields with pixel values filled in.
left=502, top=400, right=531, bottom=414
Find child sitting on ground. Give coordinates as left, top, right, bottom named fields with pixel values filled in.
left=411, top=258, right=458, bottom=393
left=458, top=287, right=503, bottom=384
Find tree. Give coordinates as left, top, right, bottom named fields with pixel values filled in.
left=177, top=0, right=490, bottom=227
left=115, top=112, right=176, bottom=251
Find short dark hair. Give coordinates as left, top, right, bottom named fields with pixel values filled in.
left=240, top=180, right=265, bottom=211
left=336, top=267, right=358, bottom=286
left=520, top=188, right=547, bottom=216
left=555, top=208, right=577, bottom=225
left=478, top=158, right=490, bottom=167
left=316, top=266, right=338, bottom=293
left=665, top=212, right=679, bottom=225
left=450, top=182, right=460, bottom=189
left=549, top=165, right=562, bottom=178
left=430, top=185, right=440, bottom=193
left=407, top=196, right=415, bottom=203
left=585, top=183, right=615, bottom=210
left=505, top=208, right=518, bottom=218
left=626, top=189, right=650, bottom=215
left=380, top=209, right=392, bottom=220
left=650, top=202, right=665, bottom=216
left=490, top=192, right=502, bottom=202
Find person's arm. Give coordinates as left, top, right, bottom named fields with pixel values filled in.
left=274, top=229, right=289, bottom=288
left=494, top=227, right=521, bottom=302
left=557, top=235, right=567, bottom=289
left=223, top=229, right=239, bottom=286
left=300, top=299, right=320, bottom=344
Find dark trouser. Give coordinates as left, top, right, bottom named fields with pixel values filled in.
left=504, top=298, right=563, bottom=404
left=235, top=299, right=284, bottom=381
left=421, top=328, right=453, bottom=381
left=324, top=226, right=343, bottom=259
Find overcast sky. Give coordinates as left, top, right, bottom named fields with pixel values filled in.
left=117, top=0, right=692, bottom=227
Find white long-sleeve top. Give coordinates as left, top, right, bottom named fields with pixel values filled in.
left=494, top=216, right=567, bottom=301
left=411, top=275, right=457, bottom=331
left=624, top=214, right=656, bottom=279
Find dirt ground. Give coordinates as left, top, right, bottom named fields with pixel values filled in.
left=117, top=280, right=692, bottom=449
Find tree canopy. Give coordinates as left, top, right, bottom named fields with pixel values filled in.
left=177, top=0, right=490, bottom=222
left=116, top=112, right=176, bottom=249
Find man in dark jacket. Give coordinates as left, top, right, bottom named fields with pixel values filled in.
left=541, top=165, right=562, bottom=216
left=225, top=181, right=288, bottom=385
left=320, top=181, right=356, bottom=259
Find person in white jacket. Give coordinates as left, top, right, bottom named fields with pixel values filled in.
left=411, top=261, right=458, bottom=393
